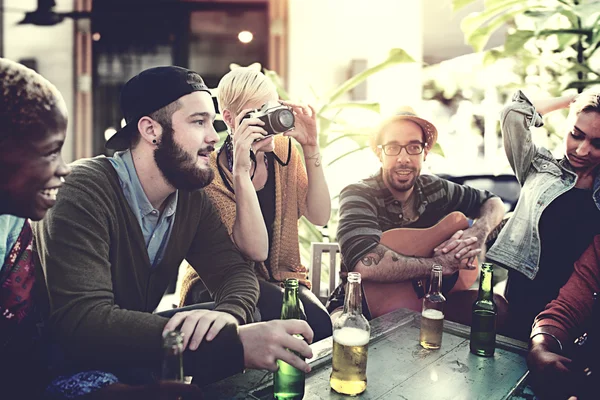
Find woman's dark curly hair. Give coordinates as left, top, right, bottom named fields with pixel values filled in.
left=0, top=58, right=66, bottom=144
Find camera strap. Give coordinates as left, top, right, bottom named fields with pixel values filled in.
left=272, top=137, right=292, bottom=167
left=217, top=136, right=292, bottom=192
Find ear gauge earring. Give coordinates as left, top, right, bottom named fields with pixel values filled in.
left=152, top=139, right=157, bottom=144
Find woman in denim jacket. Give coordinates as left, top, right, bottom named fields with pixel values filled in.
left=487, top=89, right=600, bottom=341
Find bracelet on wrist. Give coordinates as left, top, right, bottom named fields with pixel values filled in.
left=530, top=331, right=564, bottom=353
left=304, top=151, right=321, bottom=167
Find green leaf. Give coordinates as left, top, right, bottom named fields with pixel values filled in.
left=537, top=28, right=592, bottom=38
left=325, top=133, right=371, bottom=148
left=587, top=23, right=600, bottom=56
left=573, top=2, right=600, bottom=19
left=555, top=32, right=579, bottom=51
left=299, top=216, right=323, bottom=240
left=461, top=1, right=541, bottom=52
left=565, top=79, right=600, bottom=90
left=216, top=130, right=228, bottom=148
left=484, top=0, right=529, bottom=8
left=327, top=145, right=370, bottom=167
left=325, top=48, right=415, bottom=106
left=504, top=30, right=535, bottom=55
left=263, top=68, right=291, bottom=100
left=564, top=63, right=599, bottom=77
left=318, top=116, right=333, bottom=135
left=461, top=0, right=524, bottom=35
left=327, top=132, right=371, bottom=146
left=429, top=142, right=445, bottom=157
left=482, top=49, right=504, bottom=66
left=452, top=0, right=479, bottom=12
left=554, top=7, right=581, bottom=27
left=318, top=114, right=349, bottom=131
left=326, top=102, right=381, bottom=114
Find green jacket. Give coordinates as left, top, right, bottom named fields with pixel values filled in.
left=33, top=156, right=259, bottom=380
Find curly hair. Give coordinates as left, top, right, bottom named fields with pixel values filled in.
left=0, top=58, right=66, bottom=144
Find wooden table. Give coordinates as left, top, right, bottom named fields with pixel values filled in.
left=204, top=308, right=531, bottom=399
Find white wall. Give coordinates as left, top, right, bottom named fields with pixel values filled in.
left=3, top=0, right=75, bottom=163
left=288, top=0, right=423, bottom=113
left=287, top=0, right=424, bottom=198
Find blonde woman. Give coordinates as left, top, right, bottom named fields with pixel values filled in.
left=180, top=67, right=333, bottom=341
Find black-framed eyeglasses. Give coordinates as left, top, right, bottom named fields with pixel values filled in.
left=378, top=142, right=425, bottom=156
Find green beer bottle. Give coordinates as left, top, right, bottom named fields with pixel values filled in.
left=274, top=278, right=305, bottom=399
left=161, top=330, right=184, bottom=382
left=470, top=263, right=497, bottom=357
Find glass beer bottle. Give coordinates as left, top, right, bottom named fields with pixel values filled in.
left=162, top=330, right=184, bottom=382
left=470, top=262, right=497, bottom=357
left=274, top=278, right=305, bottom=400
left=420, top=265, right=446, bottom=350
left=330, top=272, right=370, bottom=396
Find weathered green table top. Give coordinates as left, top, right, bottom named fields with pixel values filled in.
left=204, top=308, right=531, bottom=400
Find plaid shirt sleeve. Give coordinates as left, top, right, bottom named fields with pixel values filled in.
left=336, top=184, right=382, bottom=272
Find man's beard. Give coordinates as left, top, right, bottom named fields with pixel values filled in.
left=154, top=125, right=214, bottom=191
left=383, top=166, right=418, bottom=192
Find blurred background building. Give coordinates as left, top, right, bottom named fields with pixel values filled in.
left=1, top=0, right=504, bottom=164
left=2, top=0, right=548, bottom=298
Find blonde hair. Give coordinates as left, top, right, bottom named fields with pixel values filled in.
left=216, top=67, right=278, bottom=118
left=569, top=87, right=600, bottom=120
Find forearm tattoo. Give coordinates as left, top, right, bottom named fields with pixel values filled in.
left=361, top=246, right=398, bottom=267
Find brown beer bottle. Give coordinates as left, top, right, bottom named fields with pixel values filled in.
left=420, top=265, right=446, bottom=349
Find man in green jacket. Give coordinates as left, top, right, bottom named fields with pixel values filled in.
left=34, top=66, right=313, bottom=392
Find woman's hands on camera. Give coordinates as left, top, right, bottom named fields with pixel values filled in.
left=231, top=109, right=269, bottom=176
left=280, top=101, right=318, bottom=151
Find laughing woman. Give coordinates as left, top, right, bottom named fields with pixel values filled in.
left=0, top=59, right=204, bottom=400
left=180, top=67, right=333, bottom=342
left=487, top=89, right=600, bottom=340
left=0, top=57, right=72, bottom=399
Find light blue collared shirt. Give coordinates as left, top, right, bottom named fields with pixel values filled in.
left=109, top=150, right=178, bottom=267
left=0, top=214, right=26, bottom=272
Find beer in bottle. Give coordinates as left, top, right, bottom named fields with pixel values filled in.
left=162, top=330, right=184, bottom=382
left=274, top=278, right=305, bottom=400
left=420, top=264, right=446, bottom=350
left=470, top=262, right=497, bottom=357
left=330, top=272, right=370, bottom=396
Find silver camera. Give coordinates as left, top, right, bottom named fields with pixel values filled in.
left=242, top=101, right=295, bottom=136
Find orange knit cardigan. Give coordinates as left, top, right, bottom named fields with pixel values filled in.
left=180, top=136, right=311, bottom=306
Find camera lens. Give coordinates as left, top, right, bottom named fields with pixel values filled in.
left=276, top=109, right=295, bottom=130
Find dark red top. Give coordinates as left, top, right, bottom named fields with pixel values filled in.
left=533, top=235, right=600, bottom=344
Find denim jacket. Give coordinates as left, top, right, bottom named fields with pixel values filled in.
left=487, top=90, right=600, bottom=280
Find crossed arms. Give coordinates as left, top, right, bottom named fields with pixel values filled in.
left=337, top=178, right=505, bottom=283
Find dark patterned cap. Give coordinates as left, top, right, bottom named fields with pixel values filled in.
left=105, top=66, right=211, bottom=150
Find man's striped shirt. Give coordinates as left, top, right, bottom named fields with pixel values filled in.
left=337, top=170, right=498, bottom=273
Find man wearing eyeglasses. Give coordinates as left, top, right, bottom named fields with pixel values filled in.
left=327, top=107, right=505, bottom=318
